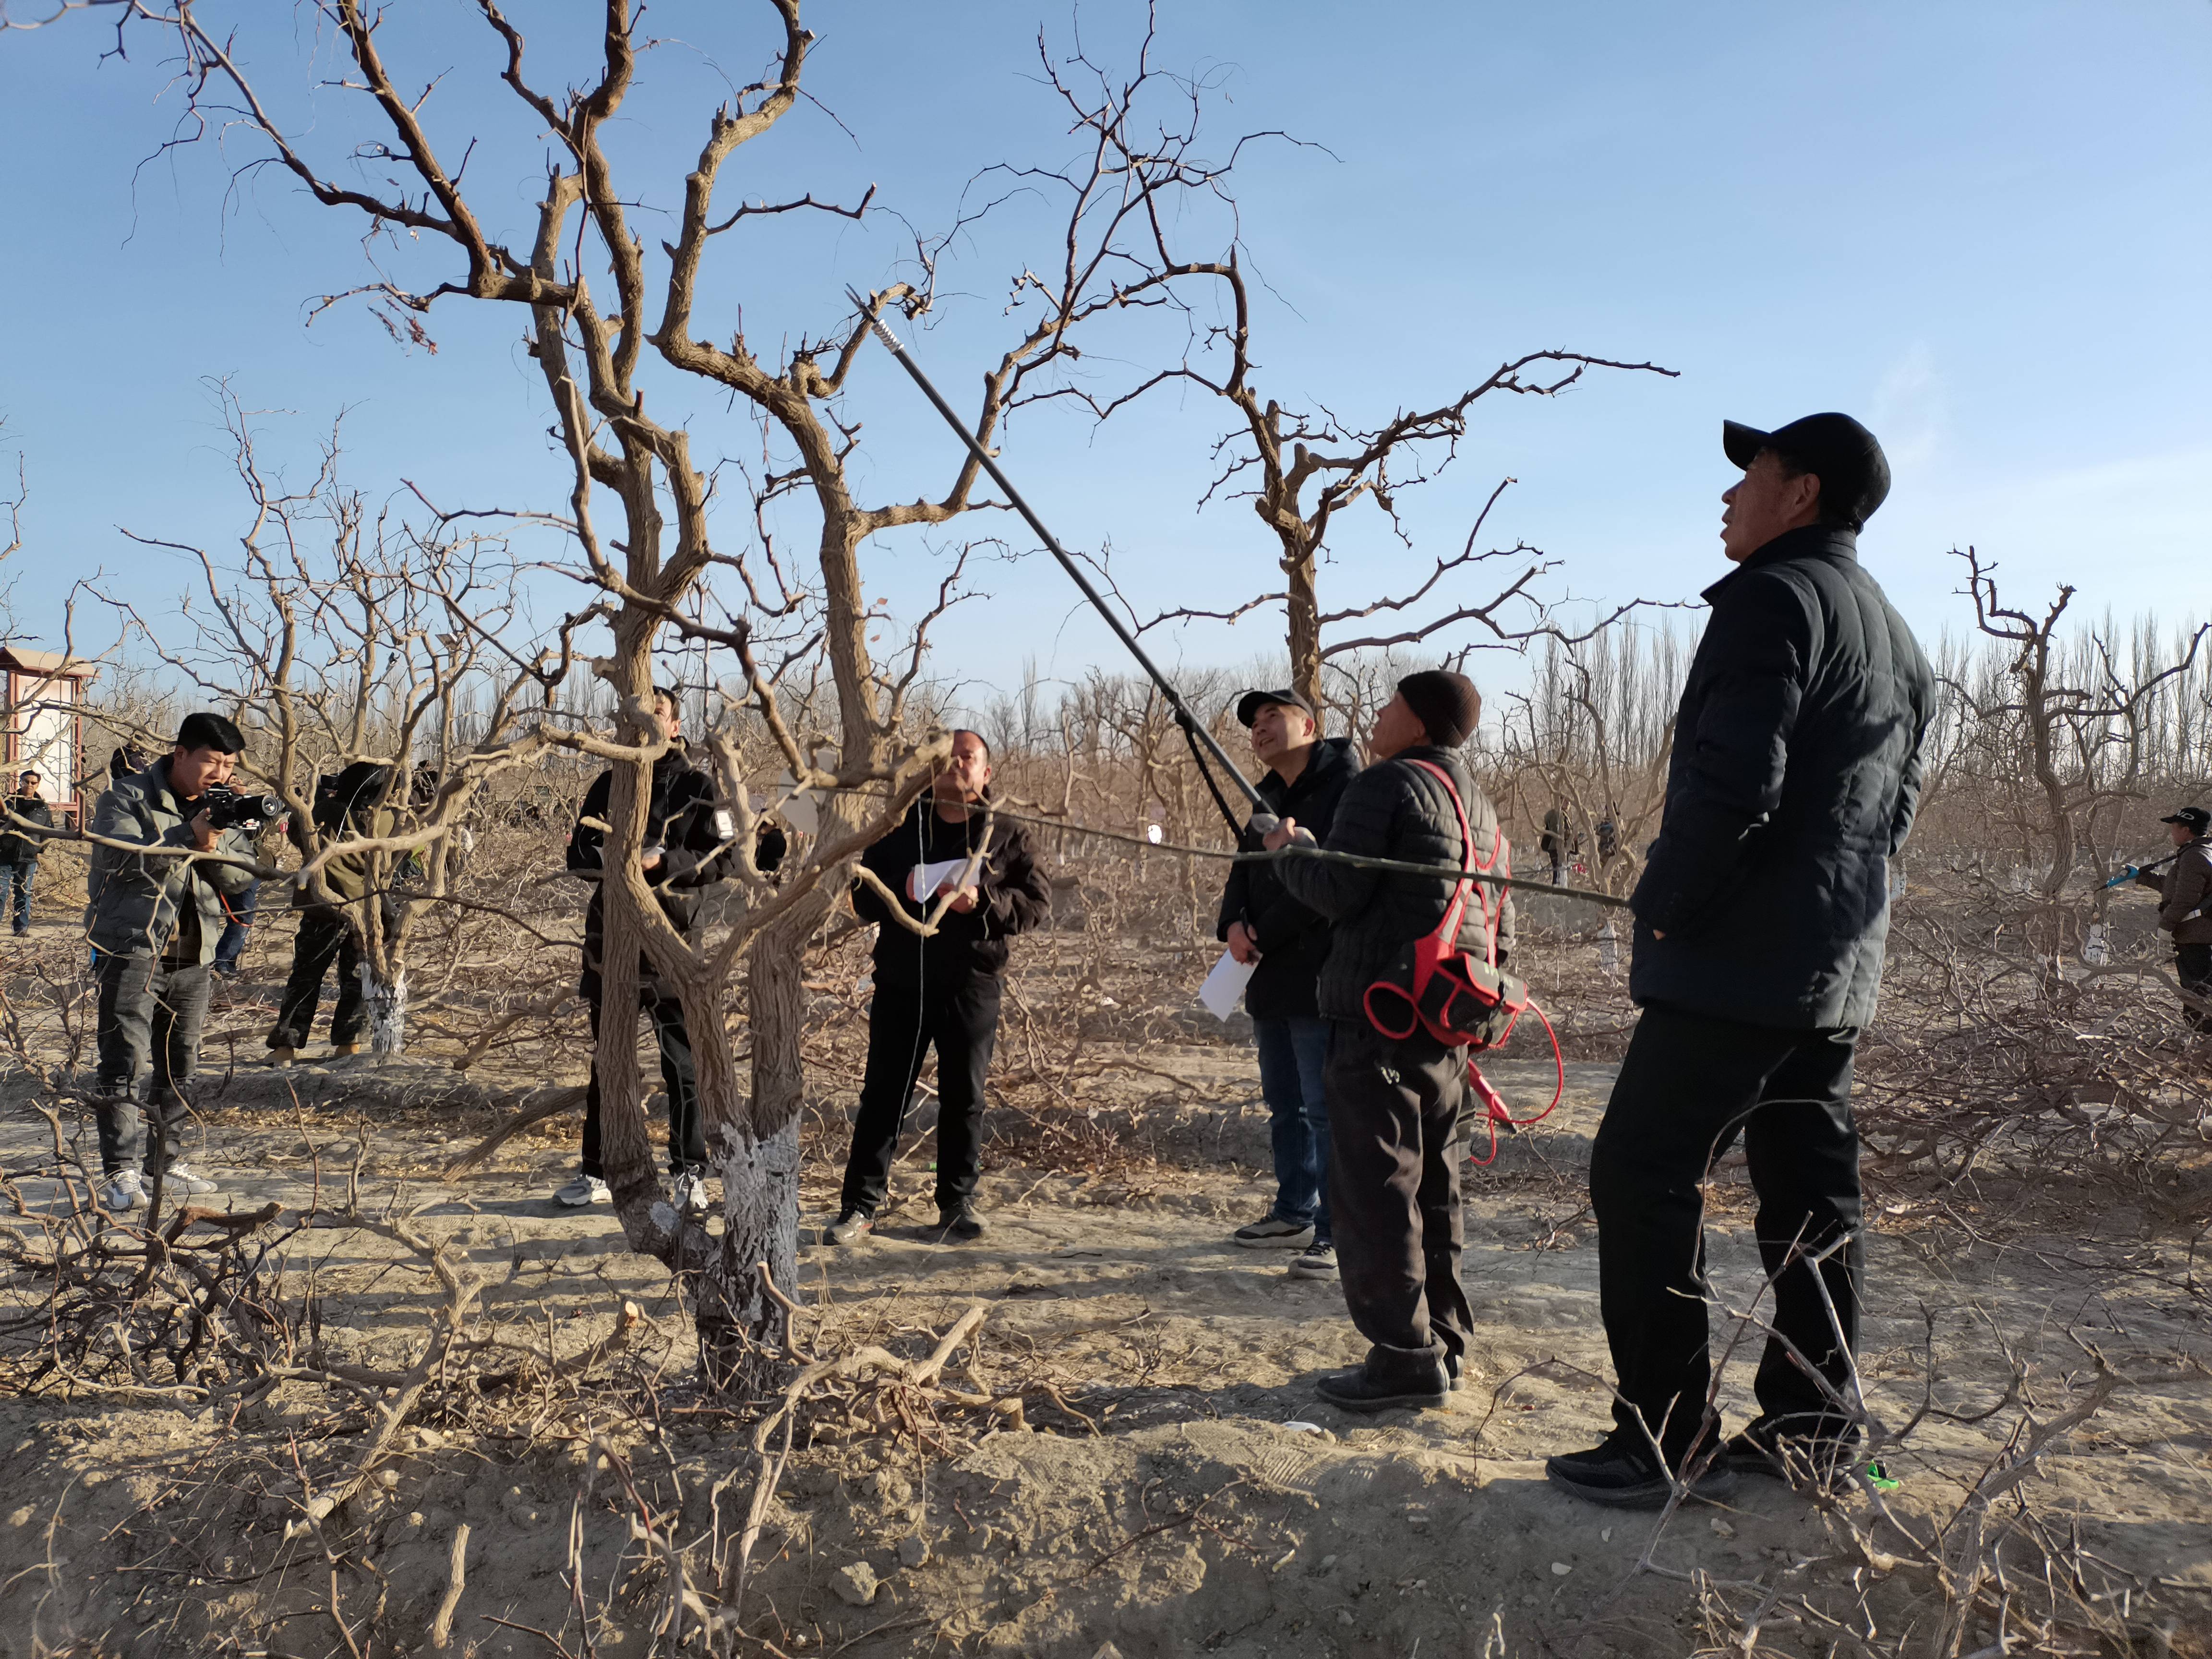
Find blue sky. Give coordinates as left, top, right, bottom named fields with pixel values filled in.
left=1, top=1, right=2206, bottom=711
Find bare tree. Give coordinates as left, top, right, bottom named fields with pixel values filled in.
left=1947, top=546, right=2207, bottom=950
left=18, top=0, right=1274, bottom=1385
left=960, top=22, right=1675, bottom=718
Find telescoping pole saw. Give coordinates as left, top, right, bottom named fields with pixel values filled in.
left=845, top=290, right=1282, bottom=834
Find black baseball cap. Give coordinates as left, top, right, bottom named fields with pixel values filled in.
left=2162, top=806, right=2210, bottom=833
left=1722, top=412, right=1892, bottom=529
left=1235, top=688, right=1316, bottom=729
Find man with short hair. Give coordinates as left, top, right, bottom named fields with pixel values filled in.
left=0, top=769, right=55, bottom=936
left=86, top=712, right=261, bottom=1210
left=2133, top=806, right=2211, bottom=1031
left=1546, top=415, right=1935, bottom=1509
left=1217, top=688, right=1357, bottom=1279
left=1266, top=670, right=1513, bottom=1411
left=558, top=687, right=751, bottom=1211
left=829, top=730, right=1052, bottom=1245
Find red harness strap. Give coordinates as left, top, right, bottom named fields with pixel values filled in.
left=1355, top=758, right=1563, bottom=1165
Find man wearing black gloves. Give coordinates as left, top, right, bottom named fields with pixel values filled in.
left=2133, top=805, right=2212, bottom=1032
left=0, top=769, right=54, bottom=936
left=1265, top=671, right=1512, bottom=1410
left=828, top=730, right=1051, bottom=1244
left=1547, top=415, right=1935, bottom=1509
left=1216, top=689, right=1357, bottom=1280
left=557, top=687, right=757, bottom=1211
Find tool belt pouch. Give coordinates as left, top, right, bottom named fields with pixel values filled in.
left=1359, top=758, right=1520, bottom=1052
left=1413, top=951, right=1527, bottom=1050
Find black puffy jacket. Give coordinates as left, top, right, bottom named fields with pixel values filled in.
left=1214, top=737, right=1358, bottom=1020
left=568, top=746, right=760, bottom=998
left=1276, top=745, right=1515, bottom=1025
left=1630, top=525, right=1934, bottom=1029
left=852, top=798, right=1051, bottom=986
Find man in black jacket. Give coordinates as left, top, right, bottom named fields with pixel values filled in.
left=1268, top=671, right=1513, bottom=1411
left=0, top=770, right=54, bottom=936
left=1546, top=414, right=1935, bottom=1509
left=828, top=730, right=1051, bottom=1244
left=556, top=688, right=754, bottom=1211
left=1216, top=689, right=1357, bottom=1280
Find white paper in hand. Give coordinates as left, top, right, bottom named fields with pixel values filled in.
left=1198, top=950, right=1258, bottom=1021
left=908, top=857, right=973, bottom=902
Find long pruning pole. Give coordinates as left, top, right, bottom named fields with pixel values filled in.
left=846, top=291, right=1279, bottom=829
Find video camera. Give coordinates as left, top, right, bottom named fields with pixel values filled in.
left=200, top=784, right=284, bottom=833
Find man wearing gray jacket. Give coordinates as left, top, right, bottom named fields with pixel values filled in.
left=86, top=712, right=260, bottom=1211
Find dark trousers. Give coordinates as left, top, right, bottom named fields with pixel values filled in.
left=580, top=986, right=705, bottom=1179
left=268, top=907, right=367, bottom=1048
left=840, top=970, right=1002, bottom=1217
left=1254, top=1015, right=1332, bottom=1240
left=0, top=860, right=33, bottom=932
left=1326, top=1019, right=1473, bottom=1380
left=1590, top=1001, right=1863, bottom=1465
left=2177, top=942, right=2211, bottom=1032
left=94, top=953, right=213, bottom=1174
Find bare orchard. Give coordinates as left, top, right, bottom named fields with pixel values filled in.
left=2, top=629, right=2209, bottom=1658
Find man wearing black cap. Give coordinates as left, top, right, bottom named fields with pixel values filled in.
left=1546, top=415, right=1935, bottom=1508
left=1216, top=689, right=1358, bottom=1278
left=2132, top=807, right=2211, bottom=1031
left=1264, top=670, right=1513, bottom=1410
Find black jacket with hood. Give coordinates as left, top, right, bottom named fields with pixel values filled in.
left=852, top=796, right=1051, bottom=987
left=1276, top=744, right=1515, bottom=1025
left=1629, top=524, right=1935, bottom=1029
left=1214, top=735, right=1357, bottom=1021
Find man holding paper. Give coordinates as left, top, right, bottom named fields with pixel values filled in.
left=1214, top=689, right=1357, bottom=1280
left=830, top=731, right=1051, bottom=1244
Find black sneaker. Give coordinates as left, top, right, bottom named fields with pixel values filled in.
left=1545, top=1433, right=1738, bottom=1509
left=938, top=1206, right=985, bottom=1242
left=823, top=1210, right=874, bottom=1245
left=1725, top=1423, right=1859, bottom=1488
left=1314, top=1357, right=1449, bottom=1413
left=1232, top=1213, right=1314, bottom=1249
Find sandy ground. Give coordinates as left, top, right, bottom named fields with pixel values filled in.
left=3, top=1027, right=2208, bottom=1658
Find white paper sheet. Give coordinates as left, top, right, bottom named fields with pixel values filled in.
left=1197, top=950, right=1258, bottom=1021
left=909, top=857, right=974, bottom=902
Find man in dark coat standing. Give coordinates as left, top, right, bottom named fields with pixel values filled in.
left=1267, top=671, right=1514, bottom=1411
left=0, top=769, right=55, bottom=936
left=828, top=731, right=1052, bottom=1244
left=1216, top=689, right=1358, bottom=1280
left=2133, top=805, right=2212, bottom=1031
left=557, top=687, right=756, bottom=1212
left=1547, top=414, right=1935, bottom=1509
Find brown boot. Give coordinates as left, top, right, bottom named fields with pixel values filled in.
left=330, top=1042, right=361, bottom=1057
left=267, top=1046, right=297, bottom=1069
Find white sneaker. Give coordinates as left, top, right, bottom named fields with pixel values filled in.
left=158, top=1163, right=219, bottom=1196
left=102, top=1169, right=145, bottom=1212
left=554, top=1173, right=612, bottom=1207
left=674, top=1172, right=709, bottom=1213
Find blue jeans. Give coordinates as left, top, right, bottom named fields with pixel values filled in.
left=1254, top=1015, right=1332, bottom=1243
left=0, top=861, right=31, bottom=932
left=214, top=879, right=260, bottom=970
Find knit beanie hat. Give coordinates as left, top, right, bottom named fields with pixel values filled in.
left=1396, top=670, right=1482, bottom=747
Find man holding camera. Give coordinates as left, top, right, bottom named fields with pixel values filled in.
left=86, top=713, right=262, bottom=1210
